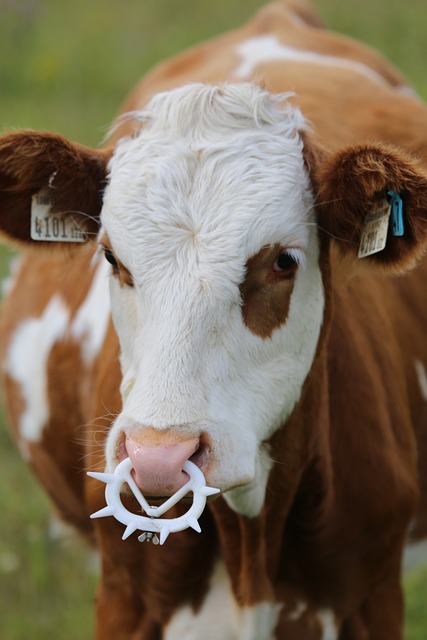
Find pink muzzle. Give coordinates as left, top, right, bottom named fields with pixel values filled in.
left=124, top=433, right=201, bottom=496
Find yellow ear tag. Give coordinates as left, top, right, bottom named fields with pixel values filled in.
left=358, top=200, right=390, bottom=259
left=30, top=189, right=88, bottom=243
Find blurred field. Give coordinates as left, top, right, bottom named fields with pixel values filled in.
left=0, top=0, right=426, bottom=638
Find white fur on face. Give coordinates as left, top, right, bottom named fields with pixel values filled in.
left=102, top=84, right=324, bottom=515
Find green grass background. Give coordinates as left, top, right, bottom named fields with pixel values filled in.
left=0, top=0, right=426, bottom=637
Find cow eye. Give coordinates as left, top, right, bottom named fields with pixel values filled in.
left=273, top=250, right=299, bottom=274
left=104, top=248, right=118, bottom=268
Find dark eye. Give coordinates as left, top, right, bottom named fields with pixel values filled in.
left=273, top=251, right=299, bottom=274
left=104, top=248, right=118, bottom=268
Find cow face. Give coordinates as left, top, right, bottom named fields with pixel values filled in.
left=2, top=83, right=427, bottom=517
left=101, top=85, right=325, bottom=515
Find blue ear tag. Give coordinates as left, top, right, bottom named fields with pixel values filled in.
left=387, top=190, right=404, bottom=237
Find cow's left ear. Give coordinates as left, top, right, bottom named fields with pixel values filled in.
left=315, top=143, right=427, bottom=274
left=0, top=131, right=111, bottom=249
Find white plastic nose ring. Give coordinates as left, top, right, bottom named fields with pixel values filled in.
left=87, top=457, right=220, bottom=545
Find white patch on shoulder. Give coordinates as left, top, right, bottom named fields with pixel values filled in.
left=414, top=359, right=427, bottom=401
left=5, top=295, right=70, bottom=445
left=233, top=35, right=389, bottom=87
left=316, top=609, right=338, bottom=640
left=71, top=259, right=111, bottom=363
left=165, top=560, right=280, bottom=640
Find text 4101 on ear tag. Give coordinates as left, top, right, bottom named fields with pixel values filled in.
left=30, top=191, right=88, bottom=243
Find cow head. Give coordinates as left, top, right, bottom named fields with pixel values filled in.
left=100, top=85, right=324, bottom=516
left=1, top=83, right=427, bottom=517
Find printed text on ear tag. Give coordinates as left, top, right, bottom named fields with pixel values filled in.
left=30, top=191, right=88, bottom=243
left=358, top=199, right=390, bottom=259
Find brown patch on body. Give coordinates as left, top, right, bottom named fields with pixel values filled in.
left=240, top=244, right=296, bottom=338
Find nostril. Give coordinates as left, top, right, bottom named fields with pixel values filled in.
left=189, top=440, right=210, bottom=471
left=115, top=434, right=127, bottom=462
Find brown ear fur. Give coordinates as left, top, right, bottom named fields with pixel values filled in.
left=0, top=131, right=111, bottom=249
left=315, top=143, right=427, bottom=274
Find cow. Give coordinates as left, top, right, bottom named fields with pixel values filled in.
left=1, top=0, right=427, bottom=637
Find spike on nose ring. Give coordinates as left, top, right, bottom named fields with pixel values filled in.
left=87, top=458, right=220, bottom=544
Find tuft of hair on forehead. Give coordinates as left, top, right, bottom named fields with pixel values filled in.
left=114, top=83, right=306, bottom=144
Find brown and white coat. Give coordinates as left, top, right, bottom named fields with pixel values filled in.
left=1, top=1, right=427, bottom=638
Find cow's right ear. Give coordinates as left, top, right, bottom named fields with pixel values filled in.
left=314, top=143, right=427, bottom=275
left=0, top=131, right=111, bottom=249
